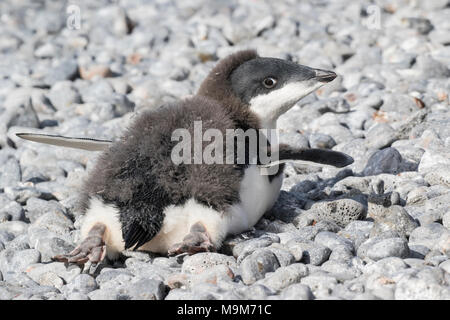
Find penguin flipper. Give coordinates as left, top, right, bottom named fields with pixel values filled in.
left=260, top=144, right=354, bottom=168
left=121, top=203, right=166, bottom=251
left=123, top=221, right=157, bottom=250
left=16, top=132, right=112, bottom=151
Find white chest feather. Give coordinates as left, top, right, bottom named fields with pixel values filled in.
left=228, top=165, right=283, bottom=234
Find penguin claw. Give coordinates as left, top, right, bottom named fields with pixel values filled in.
left=167, top=222, right=216, bottom=256
left=52, top=223, right=107, bottom=266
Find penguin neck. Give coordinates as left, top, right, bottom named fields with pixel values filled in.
left=197, top=85, right=261, bottom=131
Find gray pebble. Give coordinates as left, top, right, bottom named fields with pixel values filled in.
left=395, top=275, right=450, bottom=300
left=25, top=198, right=68, bottom=224
left=0, top=158, right=21, bottom=189
left=240, top=249, right=281, bottom=285
left=362, top=147, right=402, bottom=176
left=300, top=274, right=338, bottom=297
left=408, top=244, right=431, bottom=259
left=439, top=260, right=450, bottom=274
left=47, top=81, right=81, bottom=110
left=266, top=244, right=295, bottom=267
left=365, top=123, right=398, bottom=149
left=233, top=235, right=278, bottom=261
left=313, top=196, right=367, bottom=228
left=287, top=240, right=331, bottom=266
left=366, top=238, right=410, bottom=261
left=257, top=263, right=309, bottom=292
left=182, top=252, right=237, bottom=274
left=280, top=283, right=314, bottom=300
left=370, top=205, right=418, bottom=238
left=115, top=278, right=167, bottom=300
left=309, top=133, right=336, bottom=149
left=409, top=222, right=449, bottom=250
left=329, top=245, right=355, bottom=263
left=65, top=274, right=98, bottom=295
left=314, top=231, right=354, bottom=252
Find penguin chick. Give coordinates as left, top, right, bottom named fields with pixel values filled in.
left=54, top=50, right=353, bottom=264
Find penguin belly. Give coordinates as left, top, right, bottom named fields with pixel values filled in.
left=142, top=165, right=283, bottom=252
left=228, top=165, right=283, bottom=235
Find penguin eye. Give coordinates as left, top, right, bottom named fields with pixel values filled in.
left=262, top=77, right=277, bottom=89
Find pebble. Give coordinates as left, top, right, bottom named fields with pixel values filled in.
left=181, top=253, right=237, bottom=274
left=370, top=206, right=419, bottom=238
left=409, top=223, right=449, bottom=250
left=0, top=158, right=21, bottom=189
left=395, top=275, right=450, bottom=300
left=362, top=148, right=403, bottom=176
left=357, top=232, right=405, bottom=260
left=286, top=240, right=331, bottom=266
left=309, top=133, right=336, bottom=149
left=312, top=196, right=367, bottom=228
left=365, top=123, right=398, bottom=150
left=314, top=231, right=355, bottom=253
left=300, top=274, right=338, bottom=297
left=365, top=238, right=410, bottom=261
left=257, top=263, right=309, bottom=292
left=47, top=81, right=81, bottom=110
left=240, top=249, right=281, bottom=285
left=280, top=283, right=315, bottom=300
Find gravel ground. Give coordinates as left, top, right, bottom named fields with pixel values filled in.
left=0, top=0, right=449, bottom=300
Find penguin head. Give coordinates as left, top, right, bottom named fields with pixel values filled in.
left=229, top=56, right=337, bottom=127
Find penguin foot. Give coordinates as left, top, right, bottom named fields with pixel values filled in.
left=53, top=223, right=107, bottom=265
left=168, top=222, right=216, bottom=256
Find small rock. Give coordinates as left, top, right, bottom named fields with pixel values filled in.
left=14, top=249, right=40, bottom=270
left=232, top=234, right=279, bottom=260
left=320, top=260, right=360, bottom=280
left=338, top=220, right=373, bottom=250
left=370, top=206, right=419, bottom=238
left=43, top=59, right=79, bottom=86
left=240, top=249, right=281, bottom=285
left=366, top=238, right=410, bottom=261
left=443, top=212, right=450, bottom=229
left=362, top=147, right=402, bottom=176
left=300, top=274, right=338, bottom=297
left=439, top=260, right=450, bottom=274
left=314, top=231, right=355, bottom=252
left=280, top=283, right=315, bottom=300
left=409, top=223, right=449, bottom=250
left=309, top=133, right=336, bottom=149
left=395, top=275, right=450, bottom=300
left=181, top=252, right=237, bottom=274
left=365, top=123, right=398, bottom=149
left=0, top=158, right=21, bottom=189
left=266, top=244, right=296, bottom=267
left=25, top=198, right=67, bottom=224
left=0, top=221, right=29, bottom=238
left=287, top=240, right=331, bottom=266
left=257, top=263, right=309, bottom=292
left=65, top=274, right=98, bottom=295
left=312, top=196, right=367, bottom=228
left=47, top=81, right=81, bottom=110
left=117, top=278, right=166, bottom=300
left=79, top=65, right=112, bottom=80
left=329, top=245, right=355, bottom=263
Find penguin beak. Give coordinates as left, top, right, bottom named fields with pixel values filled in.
left=314, top=69, right=337, bottom=83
